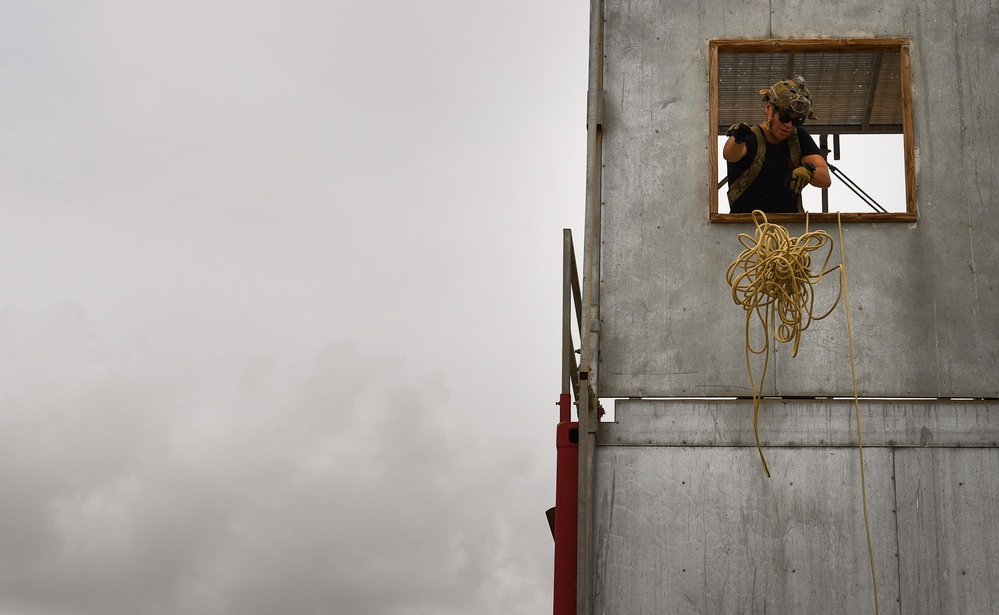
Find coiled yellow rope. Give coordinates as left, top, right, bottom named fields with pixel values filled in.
left=725, top=210, right=842, bottom=477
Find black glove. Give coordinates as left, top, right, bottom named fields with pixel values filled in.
left=788, top=162, right=816, bottom=193
left=726, top=123, right=754, bottom=145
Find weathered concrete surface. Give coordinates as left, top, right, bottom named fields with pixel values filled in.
left=589, top=399, right=999, bottom=614
left=596, top=0, right=999, bottom=398
left=591, top=446, right=898, bottom=614
left=895, top=448, right=999, bottom=615
left=598, top=398, right=999, bottom=448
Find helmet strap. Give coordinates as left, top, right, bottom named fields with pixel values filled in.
left=762, top=105, right=776, bottom=141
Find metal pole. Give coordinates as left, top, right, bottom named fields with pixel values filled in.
left=553, top=394, right=578, bottom=615
left=578, top=0, right=605, bottom=612
left=554, top=230, right=581, bottom=615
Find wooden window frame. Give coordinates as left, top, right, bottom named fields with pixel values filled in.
left=709, top=38, right=917, bottom=223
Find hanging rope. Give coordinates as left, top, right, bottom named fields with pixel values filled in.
left=725, top=210, right=879, bottom=614
left=837, top=216, right=880, bottom=615
left=725, top=210, right=842, bottom=476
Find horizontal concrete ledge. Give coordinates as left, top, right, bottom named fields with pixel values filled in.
left=598, top=398, right=999, bottom=448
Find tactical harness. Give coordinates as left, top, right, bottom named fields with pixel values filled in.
left=727, top=125, right=805, bottom=213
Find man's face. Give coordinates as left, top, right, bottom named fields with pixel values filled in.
left=765, top=102, right=797, bottom=141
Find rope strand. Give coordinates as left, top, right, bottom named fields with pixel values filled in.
left=838, top=214, right=880, bottom=615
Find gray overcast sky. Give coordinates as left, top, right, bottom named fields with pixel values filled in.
left=0, top=2, right=587, bottom=614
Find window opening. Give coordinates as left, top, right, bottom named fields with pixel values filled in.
left=709, top=39, right=916, bottom=222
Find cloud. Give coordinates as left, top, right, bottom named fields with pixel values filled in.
left=0, top=306, right=551, bottom=615
left=0, top=2, right=575, bottom=613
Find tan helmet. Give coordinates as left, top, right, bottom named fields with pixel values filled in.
left=759, top=75, right=816, bottom=120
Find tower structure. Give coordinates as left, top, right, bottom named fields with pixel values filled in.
left=558, top=1, right=999, bottom=613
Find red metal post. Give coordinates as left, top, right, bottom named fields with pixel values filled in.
left=553, top=393, right=578, bottom=615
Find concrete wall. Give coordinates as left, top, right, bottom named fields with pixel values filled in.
left=590, top=400, right=999, bottom=615
left=580, top=1, right=999, bottom=612
left=596, top=0, right=999, bottom=398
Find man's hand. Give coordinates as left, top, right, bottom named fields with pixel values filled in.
left=726, top=123, right=754, bottom=145
left=789, top=162, right=816, bottom=193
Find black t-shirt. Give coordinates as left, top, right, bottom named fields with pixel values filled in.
left=727, top=127, right=821, bottom=213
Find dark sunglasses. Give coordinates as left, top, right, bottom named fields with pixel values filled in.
left=773, top=107, right=805, bottom=126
